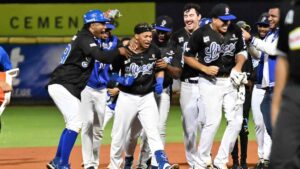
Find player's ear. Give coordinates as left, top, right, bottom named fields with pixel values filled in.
left=134, top=34, right=139, bottom=40
left=198, top=14, right=202, bottom=21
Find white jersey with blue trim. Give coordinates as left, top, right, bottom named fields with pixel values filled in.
left=251, top=28, right=279, bottom=88
left=86, top=36, right=119, bottom=89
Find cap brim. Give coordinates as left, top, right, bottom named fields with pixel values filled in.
left=218, top=14, right=237, bottom=21
left=154, top=26, right=172, bottom=32
left=106, top=24, right=115, bottom=30
left=256, top=22, right=269, bottom=26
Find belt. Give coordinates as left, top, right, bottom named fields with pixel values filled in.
left=262, top=86, right=274, bottom=92
left=183, top=78, right=198, bottom=84
left=215, top=73, right=230, bottom=78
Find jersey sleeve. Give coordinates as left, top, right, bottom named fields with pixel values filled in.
left=77, top=36, right=120, bottom=63
left=171, top=45, right=183, bottom=68
left=184, top=29, right=202, bottom=57
left=0, top=46, right=13, bottom=71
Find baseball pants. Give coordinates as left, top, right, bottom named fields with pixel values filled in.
left=251, top=85, right=272, bottom=160
left=180, top=80, right=202, bottom=169
left=80, top=86, right=107, bottom=169
left=124, top=88, right=171, bottom=168
left=48, top=84, right=82, bottom=132
left=195, top=77, right=243, bottom=168
left=110, top=91, right=164, bottom=169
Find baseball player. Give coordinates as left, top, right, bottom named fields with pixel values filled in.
left=184, top=3, right=247, bottom=169
left=46, top=9, right=130, bottom=169
left=230, top=21, right=253, bottom=169
left=270, top=1, right=300, bottom=168
left=102, top=37, right=130, bottom=131
left=247, top=13, right=272, bottom=169
left=243, top=6, right=280, bottom=169
left=171, top=3, right=202, bottom=169
left=0, top=46, right=13, bottom=130
left=79, top=21, right=120, bottom=169
left=109, top=23, right=178, bottom=169
left=0, top=47, right=12, bottom=92
left=122, top=16, right=182, bottom=169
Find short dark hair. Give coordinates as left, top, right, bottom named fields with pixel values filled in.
left=183, top=3, right=201, bottom=16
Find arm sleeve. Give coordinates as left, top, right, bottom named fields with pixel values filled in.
left=184, top=30, right=202, bottom=57
left=78, top=36, right=120, bottom=63
left=248, top=44, right=262, bottom=59
left=250, top=36, right=279, bottom=56
left=0, top=47, right=12, bottom=71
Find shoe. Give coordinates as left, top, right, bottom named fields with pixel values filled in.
left=166, top=164, right=179, bottom=169
left=57, top=164, right=71, bottom=169
left=254, top=160, right=264, bottom=169
left=240, top=163, right=248, bottom=169
left=230, top=164, right=239, bottom=169
left=124, top=156, right=134, bottom=169
left=46, top=158, right=59, bottom=169
left=86, top=167, right=95, bottom=169
left=207, top=164, right=214, bottom=169
left=213, top=164, right=228, bottom=169
left=146, top=158, right=152, bottom=169
left=263, top=160, right=269, bottom=169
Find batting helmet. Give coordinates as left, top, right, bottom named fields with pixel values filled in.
left=83, top=10, right=109, bottom=24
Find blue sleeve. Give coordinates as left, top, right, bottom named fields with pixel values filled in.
left=0, top=47, right=12, bottom=71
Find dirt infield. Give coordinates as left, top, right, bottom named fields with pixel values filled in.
left=0, top=141, right=259, bottom=169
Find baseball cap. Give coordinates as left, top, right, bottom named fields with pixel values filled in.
left=154, top=15, right=173, bottom=32
left=211, top=3, right=236, bottom=21
left=236, top=20, right=251, bottom=32
left=256, top=12, right=269, bottom=26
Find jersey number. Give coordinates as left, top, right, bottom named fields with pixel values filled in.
left=60, top=44, right=71, bottom=64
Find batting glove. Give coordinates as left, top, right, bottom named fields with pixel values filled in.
left=230, top=69, right=248, bottom=87
left=154, top=77, right=164, bottom=94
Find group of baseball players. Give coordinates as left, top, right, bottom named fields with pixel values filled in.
left=45, top=1, right=296, bottom=169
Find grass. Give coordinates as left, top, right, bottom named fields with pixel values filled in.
left=0, top=105, right=257, bottom=148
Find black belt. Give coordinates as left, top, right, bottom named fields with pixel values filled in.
left=183, top=78, right=198, bottom=84
left=215, top=73, right=230, bottom=78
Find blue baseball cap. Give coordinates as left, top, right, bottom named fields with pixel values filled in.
left=83, top=9, right=109, bottom=24
left=154, top=15, right=173, bottom=32
left=211, top=3, right=236, bottom=21
left=256, top=12, right=269, bottom=26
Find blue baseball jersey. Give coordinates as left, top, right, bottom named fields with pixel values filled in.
left=86, top=35, right=119, bottom=89
left=0, top=46, right=12, bottom=71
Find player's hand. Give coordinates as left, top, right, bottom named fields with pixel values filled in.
left=118, top=47, right=132, bottom=59
left=155, top=59, right=168, bottom=69
left=0, top=81, right=12, bottom=92
left=107, top=87, right=119, bottom=97
left=128, top=38, right=138, bottom=52
left=203, top=66, right=219, bottom=76
left=242, top=28, right=251, bottom=41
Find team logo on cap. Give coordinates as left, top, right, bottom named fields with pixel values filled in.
left=225, top=7, right=230, bottom=15
left=161, top=20, right=167, bottom=27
